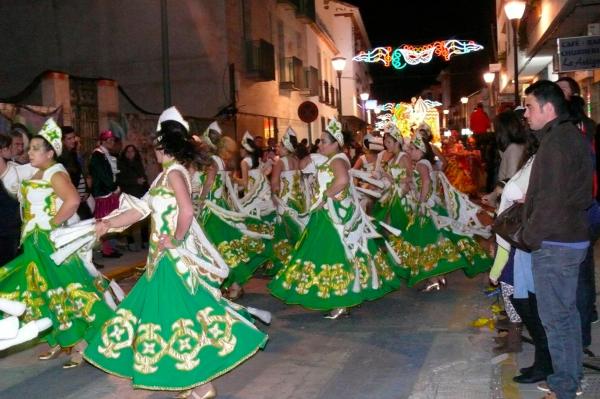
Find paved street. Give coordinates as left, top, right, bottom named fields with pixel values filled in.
left=2, top=258, right=600, bottom=399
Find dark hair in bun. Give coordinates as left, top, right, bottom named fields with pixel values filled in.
left=156, top=120, right=194, bottom=164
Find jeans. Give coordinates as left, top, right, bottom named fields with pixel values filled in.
left=532, top=243, right=587, bottom=399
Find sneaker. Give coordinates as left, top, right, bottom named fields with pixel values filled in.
left=537, top=382, right=582, bottom=396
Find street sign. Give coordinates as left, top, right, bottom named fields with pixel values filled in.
left=298, top=101, right=319, bottom=123
left=489, top=63, right=501, bottom=73
left=557, top=35, right=600, bottom=72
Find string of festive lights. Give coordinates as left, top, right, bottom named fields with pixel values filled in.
left=353, top=39, right=484, bottom=70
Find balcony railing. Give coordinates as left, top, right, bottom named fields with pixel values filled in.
left=279, top=56, right=304, bottom=90
left=277, top=0, right=315, bottom=23
left=245, top=39, right=275, bottom=81
left=301, top=66, right=319, bottom=96
left=329, top=86, right=336, bottom=107
left=319, top=80, right=329, bottom=104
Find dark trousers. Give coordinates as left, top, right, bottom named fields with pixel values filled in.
left=532, top=244, right=587, bottom=399
left=577, top=245, right=596, bottom=348
left=511, top=293, right=553, bottom=374
left=0, top=235, right=20, bottom=265
left=578, top=202, right=600, bottom=347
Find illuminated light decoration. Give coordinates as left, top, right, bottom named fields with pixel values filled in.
left=379, top=103, right=396, bottom=112
left=376, top=113, right=392, bottom=122
left=352, top=46, right=393, bottom=67
left=353, top=39, right=484, bottom=70
left=423, top=99, right=443, bottom=108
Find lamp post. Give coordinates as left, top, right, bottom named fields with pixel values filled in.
left=460, top=96, right=469, bottom=129
left=360, top=92, right=369, bottom=124
left=504, top=0, right=526, bottom=106
left=483, top=72, right=496, bottom=116
left=332, top=57, right=347, bottom=120
left=442, top=109, right=449, bottom=129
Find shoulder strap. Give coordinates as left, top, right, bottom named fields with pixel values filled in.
left=165, top=163, right=192, bottom=192
left=43, top=163, right=68, bottom=181
left=211, top=155, right=225, bottom=171
left=330, top=152, right=351, bottom=167
left=281, top=156, right=290, bottom=171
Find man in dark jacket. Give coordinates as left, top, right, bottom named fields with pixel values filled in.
left=0, top=134, right=20, bottom=265
left=522, top=80, right=593, bottom=399
left=89, top=130, right=121, bottom=258
left=58, top=126, right=93, bottom=219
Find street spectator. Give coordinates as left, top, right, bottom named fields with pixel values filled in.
left=8, top=124, right=28, bottom=165
left=89, top=130, right=122, bottom=258
left=556, top=76, right=599, bottom=352
left=58, top=126, right=93, bottom=220
left=117, top=144, right=148, bottom=251
left=310, top=138, right=320, bottom=153
left=470, top=103, right=491, bottom=134
left=495, top=110, right=526, bottom=182
left=0, top=134, right=20, bottom=265
left=522, top=80, right=592, bottom=399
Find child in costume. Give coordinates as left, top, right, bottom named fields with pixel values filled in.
left=269, top=119, right=401, bottom=319
left=0, top=119, right=115, bottom=368
left=81, top=108, right=268, bottom=399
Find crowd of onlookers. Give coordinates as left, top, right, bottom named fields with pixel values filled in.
left=0, top=126, right=150, bottom=266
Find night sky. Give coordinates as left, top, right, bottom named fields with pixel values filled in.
left=345, top=0, right=496, bottom=103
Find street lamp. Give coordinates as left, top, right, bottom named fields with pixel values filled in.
left=504, top=0, right=526, bottom=106
left=442, top=109, right=449, bottom=129
left=460, top=96, right=469, bottom=129
left=483, top=72, right=496, bottom=115
left=360, top=92, right=369, bottom=123
left=332, top=57, right=347, bottom=119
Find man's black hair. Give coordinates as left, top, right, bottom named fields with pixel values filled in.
left=524, top=80, right=568, bottom=117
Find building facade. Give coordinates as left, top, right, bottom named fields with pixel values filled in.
left=0, top=0, right=372, bottom=147
left=495, top=0, right=600, bottom=120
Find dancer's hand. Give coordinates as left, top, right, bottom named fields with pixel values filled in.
left=489, top=275, right=498, bottom=286
left=95, top=219, right=110, bottom=238
left=158, top=234, right=175, bottom=251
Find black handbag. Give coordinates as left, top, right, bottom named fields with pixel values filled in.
left=492, top=202, right=530, bottom=252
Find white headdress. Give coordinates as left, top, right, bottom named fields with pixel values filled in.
left=38, top=118, right=62, bottom=156
left=326, top=118, right=344, bottom=146
left=156, top=106, right=189, bottom=132
left=282, top=127, right=296, bottom=153
left=364, top=133, right=384, bottom=151
left=412, top=132, right=427, bottom=153
left=386, top=123, right=402, bottom=143
left=202, top=121, right=221, bottom=149
left=241, top=131, right=255, bottom=153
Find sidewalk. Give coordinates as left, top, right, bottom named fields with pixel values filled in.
left=494, top=241, right=600, bottom=399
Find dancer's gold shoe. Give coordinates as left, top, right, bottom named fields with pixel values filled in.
left=324, top=307, right=348, bottom=319
left=38, top=345, right=63, bottom=361
left=174, top=383, right=217, bottom=399
left=62, top=341, right=86, bottom=369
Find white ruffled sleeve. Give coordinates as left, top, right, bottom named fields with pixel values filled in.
left=0, top=162, right=37, bottom=197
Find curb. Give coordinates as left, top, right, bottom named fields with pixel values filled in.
left=104, top=261, right=146, bottom=281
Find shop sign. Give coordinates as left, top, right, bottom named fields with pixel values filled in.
left=557, top=35, right=600, bottom=72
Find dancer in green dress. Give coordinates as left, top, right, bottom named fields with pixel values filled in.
left=387, top=132, right=491, bottom=289
left=81, top=108, right=267, bottom=398
left=266, top=127, right=309, bottom=275
left=370, top=125, right=414, bottom=237
left=0, top=119, right=114, bottom=368
left=194, top=127, right=272, bottom=299
left=269, top=118, right=401, bottom=318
